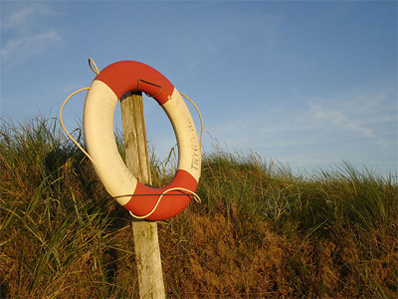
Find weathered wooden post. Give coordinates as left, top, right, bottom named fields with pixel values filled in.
left=120, top=91, right=165, bottom=298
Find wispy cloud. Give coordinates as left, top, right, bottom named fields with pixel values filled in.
left=1, top=30, right=61, bottom=60
left=1, top=3, right=62, bottom=64
left=1, top=5, right=56, bottom=31
left=307, top=87, right=396, bottom=150
left=209, top=85, right=397, bottom=172
left=311, top=104, right=374, bottom=138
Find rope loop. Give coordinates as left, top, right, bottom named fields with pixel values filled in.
left=88, top=58, right=100, bottom=75
left=59, top=87, right=99, bottom=168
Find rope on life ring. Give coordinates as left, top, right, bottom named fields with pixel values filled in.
left=73, top=60, right=202, bottom=220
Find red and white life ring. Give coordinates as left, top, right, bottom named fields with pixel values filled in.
left=83, top=61, right=201, bottom=220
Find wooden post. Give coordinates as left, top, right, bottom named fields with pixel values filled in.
left=120, top=91, right=166, bottom=299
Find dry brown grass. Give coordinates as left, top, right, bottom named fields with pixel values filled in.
left=1, top=117, right=397, bottom=298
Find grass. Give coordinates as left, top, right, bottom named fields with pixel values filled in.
left=1, top=116, right=397, bottom=298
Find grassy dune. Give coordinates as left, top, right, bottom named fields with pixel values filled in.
left=1, top=117, right=397, bottom=298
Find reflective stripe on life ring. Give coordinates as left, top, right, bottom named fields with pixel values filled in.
left=83, top=61, right=201, bottom=220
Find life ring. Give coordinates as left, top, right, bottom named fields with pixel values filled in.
left=83, top=61, right=201, bottom=220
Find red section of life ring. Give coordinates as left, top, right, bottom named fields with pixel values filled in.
left=124, top=169, right=198, bottom=220
left=83, top=61, right=201, bottom=220
left=95, top=61, right=174, bottom=104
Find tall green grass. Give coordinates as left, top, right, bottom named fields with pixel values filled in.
left=1, top=116, right=397, bottom=298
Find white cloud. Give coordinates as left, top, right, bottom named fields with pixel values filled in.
left=307, top=87, right=396, bottom=150
left=311, top=104, right=374, bottom=138
left=1, top=30, right=61, bottom=60
left=1, top=3, right=62, bottom=64
left=208, top=85, right=396, bottom=174
left=1, top=4, right=58, bottom=31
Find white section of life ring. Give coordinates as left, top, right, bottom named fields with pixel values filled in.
left=162, top=89, right=201, bottom=182
left=84, top=80, right=137, bottom=205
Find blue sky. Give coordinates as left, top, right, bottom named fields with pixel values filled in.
left=1, top=0, right=397, bottom=177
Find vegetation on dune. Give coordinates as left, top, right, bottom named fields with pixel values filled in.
left=1, top=116, right=397, bottom=298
